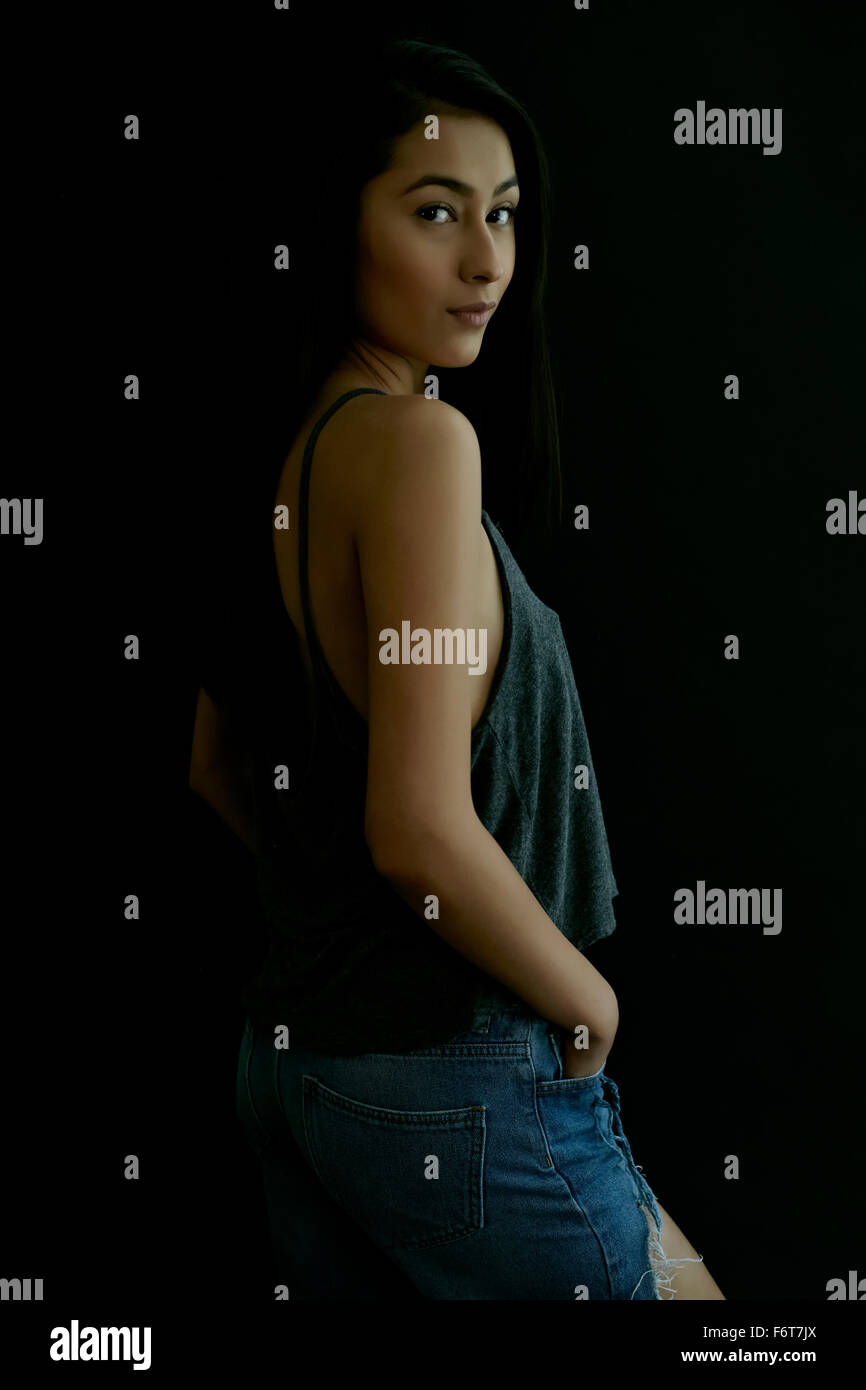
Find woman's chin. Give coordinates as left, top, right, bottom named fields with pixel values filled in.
left=428, top=343, right=485, bottom=370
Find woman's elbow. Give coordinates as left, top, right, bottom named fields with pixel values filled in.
left=366, top=808, right=477, bottom=881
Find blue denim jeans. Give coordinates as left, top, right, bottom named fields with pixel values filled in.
left=236, top=1000, right=668, bottom=1299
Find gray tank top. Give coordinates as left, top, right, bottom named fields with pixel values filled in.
left=242, top=388, right=619, bottom=1053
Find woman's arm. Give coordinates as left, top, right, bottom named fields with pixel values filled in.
left=189, top=689, right=258, bottom=854
left=189, top=684, right=230, bottom=778
left=373, top=812, right=618, bottom=1045
left=356, top=396, right=618, bottom=1047
left=189, top=757, right=258, bottom=856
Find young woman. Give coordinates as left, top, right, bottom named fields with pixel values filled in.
left=190, top=38, right=725, bottom=1300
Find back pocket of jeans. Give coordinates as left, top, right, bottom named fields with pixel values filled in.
left=302, top=1074, right=486, bottom=1252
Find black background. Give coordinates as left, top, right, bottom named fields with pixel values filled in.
left=2, top=0, right=863, bottom=1366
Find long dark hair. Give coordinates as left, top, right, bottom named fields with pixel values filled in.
left=283, top=36, right=563, bottom=536
left=197, top=37, right=563, bottom=790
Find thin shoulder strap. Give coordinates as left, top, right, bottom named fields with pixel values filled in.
left=298, top=387, right=387, bottom=719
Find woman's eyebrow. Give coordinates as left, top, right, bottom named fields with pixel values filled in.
left=401, top=174, right=519, bottom=197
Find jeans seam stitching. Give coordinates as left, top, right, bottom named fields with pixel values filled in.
left=243, top=1022, right=271, bottom=1147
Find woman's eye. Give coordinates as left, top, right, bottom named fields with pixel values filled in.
left=417, top=203, right=518, bottom=225
left=417, top=204, right=452, bottom=224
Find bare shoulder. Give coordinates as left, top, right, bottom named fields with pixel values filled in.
left=343, top=390, right=478, bottom=451
left=379, top=392, right=477, bottom=435
left=350, top=394, right=481, bottom=526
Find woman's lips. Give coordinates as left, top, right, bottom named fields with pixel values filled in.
left=447, top=306, right=494, bottom=327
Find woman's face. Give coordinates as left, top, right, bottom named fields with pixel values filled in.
left=353, top=113, right=519, bottom=375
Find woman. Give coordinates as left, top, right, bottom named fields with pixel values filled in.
left=191, top=37, right=725, bottom=1300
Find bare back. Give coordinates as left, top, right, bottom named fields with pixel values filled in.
left=271, top=379, right=505, bottom=734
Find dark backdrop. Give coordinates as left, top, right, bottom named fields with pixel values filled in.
left=2, top=0, right=863, bottom=1363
